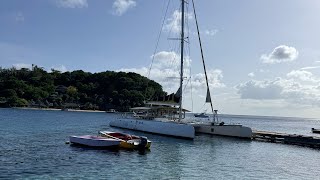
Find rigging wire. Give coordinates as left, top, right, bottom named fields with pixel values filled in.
left=200, top=102, right=207, bottom=112
left=147, top=0, right=171, bottom=80
left=145, top=0, right=194, bottom=105
left=167, top=1, right=181, bottom=52
left=160, top=1, right=181, bottom=94
left=191, top=0, right=215, bottom=119
left=144, top=0, right=171, bottom=100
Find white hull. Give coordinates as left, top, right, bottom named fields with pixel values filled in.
left=193, top=124, right=252, bottom=139
left=69, top=135, right=121, bottom=147
left=109, top=118, right=195, bottom=139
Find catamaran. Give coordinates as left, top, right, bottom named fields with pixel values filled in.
left=110, top=0, right=252, bottom=139
left=110, top=0, right=195, bottom=139
left=110, top=100, right=195, bottom=139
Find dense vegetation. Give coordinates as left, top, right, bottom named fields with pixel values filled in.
left=0, top=65, right=166, bottom=111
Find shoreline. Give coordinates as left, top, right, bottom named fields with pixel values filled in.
left=11, top=107, right=106, bottom=113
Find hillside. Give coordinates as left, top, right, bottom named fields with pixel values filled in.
left=0, top=65, right=166, bottom=111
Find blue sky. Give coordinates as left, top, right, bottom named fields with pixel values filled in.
left=1, top=0, right=320, bottom=118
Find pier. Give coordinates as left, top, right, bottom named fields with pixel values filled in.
left=252, top=130, right=320, bottom=148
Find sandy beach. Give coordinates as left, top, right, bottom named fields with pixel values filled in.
left=13, top=107, right=106, bottom=113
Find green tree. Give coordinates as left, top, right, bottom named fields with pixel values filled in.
left=0, top=65, right=167, bottom=111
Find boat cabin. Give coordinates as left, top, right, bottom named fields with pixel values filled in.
left=129, top=101, right=190, bottom=121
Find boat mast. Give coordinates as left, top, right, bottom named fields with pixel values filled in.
left=179, top=0, right=185, bottom=122
left=191, top=0, right=215, bottom=120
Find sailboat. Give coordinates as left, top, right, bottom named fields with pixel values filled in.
left=110, top=0, right=252, bottom=139
left=109, top=0, right=195, bottom=139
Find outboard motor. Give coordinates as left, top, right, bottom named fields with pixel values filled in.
left=138, top=136, right=148, bottom=150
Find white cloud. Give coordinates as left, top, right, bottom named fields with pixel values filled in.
left=51, top=65, right=68, bottom=72
left=204, top=29, right=218, bottom=36
left=56, top=0, right=88, bottom=8
left=248, top=72, right=255, bottom=77
left=261, top=45, right=299, bottom=64
left=301, top=66, right=320, bottom=70
left=118, top=67, right=148, bottom=77
left=118, top=50, right=224, bottom=94
left=237, top=72, right=320, bottom=107
left=286, top=70, right=318, bottom=82
left=12, top=63, right=32, bottom=70
left=237, top=79, right=283, bottom=100
left=112, top=0, right=136, bottom=16
left=150, top=51, right=191, bottom=70
left=164, top=10, right=193, bottom=34
left=192, top=69, right=225, bottom=89
left=119, top=51, right=189, bottom=92
left=192, top=29, right=218, bottom=37
left=14, top=12, right=24, bottom=22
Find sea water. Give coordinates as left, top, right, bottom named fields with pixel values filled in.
left=0, top=108, right=319, bottom=179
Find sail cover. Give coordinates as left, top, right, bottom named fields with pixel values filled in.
left=205, top=88, right=211, bottom=103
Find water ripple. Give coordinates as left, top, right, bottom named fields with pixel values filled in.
left=0, top=108, right=319, bottom=179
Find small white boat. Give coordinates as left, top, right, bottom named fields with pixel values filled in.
left=312, top=128, right=320, bottom=134
left=106, top=109, right=117, bottom=113
left=194, top=113, right=209, bottom=118
left=69, top=135, right=121, bottom=147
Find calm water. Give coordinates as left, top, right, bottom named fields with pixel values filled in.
left=1, top=108, right=320, bottom=179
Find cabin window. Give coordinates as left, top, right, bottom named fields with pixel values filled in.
left=211, top=128, right=214, bottom=132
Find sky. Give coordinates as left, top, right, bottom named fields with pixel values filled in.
left=1, top=0, right=320, bottom=118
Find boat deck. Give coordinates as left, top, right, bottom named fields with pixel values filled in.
left=252, top=130, right=320, bottom=148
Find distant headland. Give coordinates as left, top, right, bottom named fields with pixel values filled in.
left=0, top=65, right=166, bottom=112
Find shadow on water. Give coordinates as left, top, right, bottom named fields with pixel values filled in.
left=196, top=133, right=253, bottom=142
left=68, top=143, right=151, bottom=155
left=137, top=148, right=150, bottom=155
left=69, top=144, right=120, bottom=153
left=194, top=133, right=253, bottom=151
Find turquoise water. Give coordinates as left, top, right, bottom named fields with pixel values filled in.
left=1, top=108, right=320, bottom=179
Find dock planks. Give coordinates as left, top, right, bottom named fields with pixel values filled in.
left=252, top=130, right=320, bottom=148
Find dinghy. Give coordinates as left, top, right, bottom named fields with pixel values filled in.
left=312, top=128, right=320, bottom=134
left=194, top=113, right=209, bottom=118
left=69, top=135, right=121, bottom=147
left=99, top=131, right=151, bottom=150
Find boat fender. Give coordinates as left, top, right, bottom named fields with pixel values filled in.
left=219, top=122, right=225, bottom=126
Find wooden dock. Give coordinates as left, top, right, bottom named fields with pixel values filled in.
left=252, top=130, right=320, bottom=148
